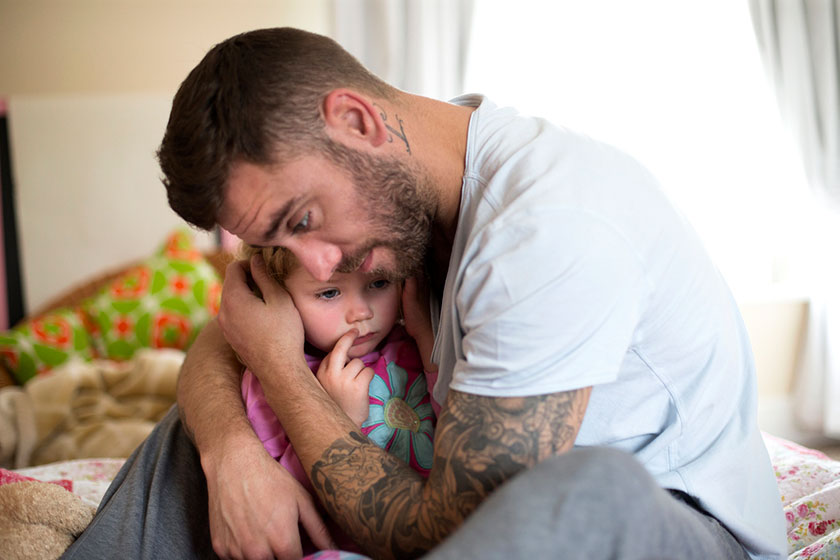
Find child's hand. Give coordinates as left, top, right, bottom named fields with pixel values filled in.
left=316, top=330, right=374, bottom=427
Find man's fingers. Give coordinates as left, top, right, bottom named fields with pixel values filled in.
left=401, top=276, right=417, bottom=312
left=297, top=494, right=336, bottom=552
left=403, top=276, right=418, bottom=298
left=221, top=260, right=249, bottom=300
left=219, top=260, right=253, bottom=332
left=266, top=532, right=302, bottom=560
left=225, top=258, right=250, bottom=279
left=249, top=253, right=283, bottom=301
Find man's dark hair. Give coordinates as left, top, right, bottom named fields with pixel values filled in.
left=158, top=27, right=394, bottom=230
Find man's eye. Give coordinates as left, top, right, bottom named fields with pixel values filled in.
left=317, top=289, right=339, bottom=300
left=370, top=279, right=389, bottom=290
left=293, top=211, right=310, bottom=233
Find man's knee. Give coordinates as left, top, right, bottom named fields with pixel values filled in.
left=458, top=449, right=632, bottom=514
left=539, top=446, right=654, bottom=490
left=455, top=447, right=664, bottom=533
left=438, top=448, right=662, bottom=558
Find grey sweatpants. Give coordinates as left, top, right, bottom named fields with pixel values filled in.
left=62, top=405, right=749, bottom=560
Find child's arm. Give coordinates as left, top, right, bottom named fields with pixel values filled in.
left=402, top=276, right=438, bottom=375
left=315, top=334, right=375, bottom=428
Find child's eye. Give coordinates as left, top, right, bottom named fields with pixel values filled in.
left=369, top=279, right=390, bottom=290
left=292, top=211, right=310, bottom=233
left=317, top=288, right=340, bottom=300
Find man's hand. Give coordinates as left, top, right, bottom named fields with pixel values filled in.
left=185, top=259, right=337, bottom=559
left=218, top=254, right=306, bottom=376
left=401, top=276, right=437, bottom=374
left=316, top=330, right=375, bottom=427
left=178, top=321, right=334, bottom=559
left=204, top=436, right=334, bottom=559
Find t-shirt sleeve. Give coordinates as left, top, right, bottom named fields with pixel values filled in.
left=449, top=209, right=650, bottom=397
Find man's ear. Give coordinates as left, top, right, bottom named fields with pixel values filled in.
left=322, top=89, right=389, bottom=148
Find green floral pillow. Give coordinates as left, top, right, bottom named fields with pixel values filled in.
left=0, top=307, right=98, bottom=384
left=85, top=229, right=222, bottom=360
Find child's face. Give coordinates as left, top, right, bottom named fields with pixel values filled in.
left=284, top=266, right=401, bottom=359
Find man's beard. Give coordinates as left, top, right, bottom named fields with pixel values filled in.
left=324, top=141, right=436, bottom=280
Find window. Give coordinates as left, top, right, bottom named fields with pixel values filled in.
left=464, top=0, right=816, bottom=300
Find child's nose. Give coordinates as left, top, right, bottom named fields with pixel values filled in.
left=347, top=298, right=374, bottom=323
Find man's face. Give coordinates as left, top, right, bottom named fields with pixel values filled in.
left=218, top=147, right=435, bottom=282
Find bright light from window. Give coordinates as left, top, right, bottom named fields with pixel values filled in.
left=464, top=0, right=818, bottom=300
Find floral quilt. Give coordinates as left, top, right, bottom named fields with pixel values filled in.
left=8, top=436, right=839, bottom=559
left=13, top=457, right=125, bottom=508
left=764, top=433, right=840, bottom=559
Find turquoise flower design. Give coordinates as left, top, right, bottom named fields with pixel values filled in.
left=362, top=361, right=435, bottom=473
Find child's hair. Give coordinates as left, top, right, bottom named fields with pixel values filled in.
left=238, top=243, right=298, bottom=286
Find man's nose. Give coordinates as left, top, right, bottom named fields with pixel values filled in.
left=290, top=239, right=342, bottom=282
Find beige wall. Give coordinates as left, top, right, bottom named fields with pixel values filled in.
left=0, top=1, right=330, bottom=311
left=0, top=0, right=330, bottom=95
left=740, top=298, right=807, bottom=398
left=740, top=297, right=810, bottom=439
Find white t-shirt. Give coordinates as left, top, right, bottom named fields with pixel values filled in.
left=430, top=95, right=786, bottom=559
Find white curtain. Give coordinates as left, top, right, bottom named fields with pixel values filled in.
left=750, top=0, right=840, bottom=437
left=331, top=0, right=474, bottom=101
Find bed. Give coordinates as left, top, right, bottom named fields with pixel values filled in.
left=6, top=435, right=839, bottom=560
left=766, top=434, right=840, bottom=558
left=0, top=231, right=837, bottom=559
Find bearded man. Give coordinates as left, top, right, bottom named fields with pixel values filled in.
left=64, top=27, right=784, bottom=560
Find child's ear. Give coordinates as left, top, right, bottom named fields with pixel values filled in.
left=322, top=89, right=389, bottom=149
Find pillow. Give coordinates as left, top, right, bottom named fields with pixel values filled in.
left=85, top=229, right=222, bottom=360
left=0, top=308, right=98, bottom=384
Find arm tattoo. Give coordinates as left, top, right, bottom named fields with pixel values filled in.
left=311, top=388, right=590, bottom=559
left=373, top=102, right=411, bottom=155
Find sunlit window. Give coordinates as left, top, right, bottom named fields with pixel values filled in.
left=464, top=0, right=817, bottom=300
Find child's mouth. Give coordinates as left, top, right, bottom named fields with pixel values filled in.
left=352, top=332, right=376, bottom=345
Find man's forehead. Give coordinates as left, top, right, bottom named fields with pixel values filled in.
left=220, top=161, right=296, bottom=241
left=218, top=162, right=268, bottom=225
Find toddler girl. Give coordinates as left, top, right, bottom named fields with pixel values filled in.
left=239, top=244, right=439, bottom=550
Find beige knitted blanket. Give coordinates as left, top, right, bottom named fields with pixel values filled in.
left=0, top=348, right=183, bottom=468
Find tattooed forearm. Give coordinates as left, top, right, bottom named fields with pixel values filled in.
left=310, top=387, right=591, bottom=560
left=373, top=102, right=411, bottom=155
left=312, top=432, right=431, bottom=558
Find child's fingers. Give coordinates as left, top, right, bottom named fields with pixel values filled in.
left=329, top=329, right=359, bottom=366
left=342, top=359, right=369, bottom=378
left=358, top=366, right=375, bottom=384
